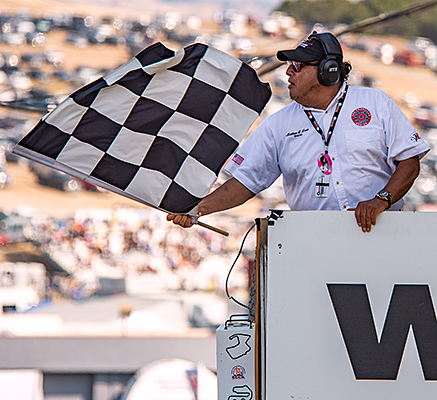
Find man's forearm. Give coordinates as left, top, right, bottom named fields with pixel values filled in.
left=198, top=177, right=256, bottom=216
left=384, top=156, right=420, bottom=204
left=354, top=155, right=421, bottom=232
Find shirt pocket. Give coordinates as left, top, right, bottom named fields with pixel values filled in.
left=345, top=129, right=382, bottom=165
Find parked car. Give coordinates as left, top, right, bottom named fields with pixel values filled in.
left=0, top=217, right=26, bottom=244
left=0, top=137, right=21, bottom=164
left=394, top=49, right=424, bottom=67
left=36, top=169, right=82, bottom=192
left=414, top=104, right=437, bottom=130
left=0, top=166, right=12, bottom=189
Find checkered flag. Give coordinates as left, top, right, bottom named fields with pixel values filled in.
left=13, top=42, right=271, bottom=214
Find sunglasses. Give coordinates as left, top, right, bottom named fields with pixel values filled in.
left=287, top=61, right=320, bottom=73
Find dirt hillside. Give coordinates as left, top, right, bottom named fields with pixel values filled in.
left=1, top=0, right=436, bottom=218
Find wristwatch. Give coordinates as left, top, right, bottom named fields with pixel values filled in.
left=375, top=189, right=392, bottom=209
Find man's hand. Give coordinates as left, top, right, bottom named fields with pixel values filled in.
left=166, top=178, right=255, bottom=230
left=166, top=213, right=195, bottom=228
left=354, top=197, right=388, bottom=232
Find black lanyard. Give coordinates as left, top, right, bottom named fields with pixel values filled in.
left=304, top=84, right=348, bottom=154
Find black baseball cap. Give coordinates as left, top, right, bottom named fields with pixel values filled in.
left=277, top=33, right=342, bottom=62
left=277, top=37, right=326, bottom=62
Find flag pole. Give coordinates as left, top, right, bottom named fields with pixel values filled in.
left=166, top=213, right=230, bottom=236
left=195, top=220, right=230, bottom=237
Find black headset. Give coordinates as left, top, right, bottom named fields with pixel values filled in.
left=308, top=31, right=343, bottom=86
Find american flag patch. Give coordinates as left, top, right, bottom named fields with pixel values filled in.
left=232, top=153, right=244, bottom=165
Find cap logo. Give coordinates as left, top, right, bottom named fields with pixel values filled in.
left=299, top=40, right=313, bottom=48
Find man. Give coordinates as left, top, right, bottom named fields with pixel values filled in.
left=167, top=32, right=429, bottom=232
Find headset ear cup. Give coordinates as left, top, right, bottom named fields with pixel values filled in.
left=318, top=58, right=340, bottom=86
left=317, top=60, right=327, bottom=86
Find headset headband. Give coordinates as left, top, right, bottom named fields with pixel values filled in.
left=308, top=31, right=342, bottom=60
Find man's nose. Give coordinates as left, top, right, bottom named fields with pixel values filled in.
left=286, top=63, right=295, bottom=76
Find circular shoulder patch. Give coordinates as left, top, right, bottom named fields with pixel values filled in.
left=351, top=108, right=372, bottom=126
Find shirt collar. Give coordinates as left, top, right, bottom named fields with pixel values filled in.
left=300, top=82, right=347, bottom=113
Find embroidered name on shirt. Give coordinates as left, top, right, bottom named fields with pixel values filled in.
left=232, top=153, right=245, bottom=165
left=351, top=108, right=372, bottom=126
left=286, top=128, right=309, bottom=138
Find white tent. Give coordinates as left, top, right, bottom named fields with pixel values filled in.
left=122, top=358, right=217, bottom=400
left=0, top=369, right=44, bottom=400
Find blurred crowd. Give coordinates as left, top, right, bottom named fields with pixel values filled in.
left=16, top=207, right=256, bottom=300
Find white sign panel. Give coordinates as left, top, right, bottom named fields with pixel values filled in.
left=217, top=321, right=255, bottom=400
left=265, top=211, right=437, bottom=400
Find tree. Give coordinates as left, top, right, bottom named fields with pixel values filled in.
left=276, top=0, right=437, bottom=42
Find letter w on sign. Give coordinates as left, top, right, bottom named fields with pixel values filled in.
left=327, top=284, right=437, bottom=380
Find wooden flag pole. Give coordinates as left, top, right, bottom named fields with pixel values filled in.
left=166, top=214, right=229, bottom=237
left=195, top=220, right=229, bottom=237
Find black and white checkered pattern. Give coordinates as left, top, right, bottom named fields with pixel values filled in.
left=13, top=42, right=271, bottom=213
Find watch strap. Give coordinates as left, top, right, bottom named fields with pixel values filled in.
left=376, top=190, right=392, bottom=209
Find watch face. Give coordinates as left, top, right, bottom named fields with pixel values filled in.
left=379, top=190, right=390, bottom=197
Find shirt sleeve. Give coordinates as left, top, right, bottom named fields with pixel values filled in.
left=225, top=119, right=282, bottom=195
left=384, top=93, right=430, bottom=170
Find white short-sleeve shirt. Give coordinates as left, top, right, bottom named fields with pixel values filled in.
left=225, top=83, right=430, bottom=211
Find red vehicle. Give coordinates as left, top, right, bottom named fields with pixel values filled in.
left=394, top=49, right=425, bottom=67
